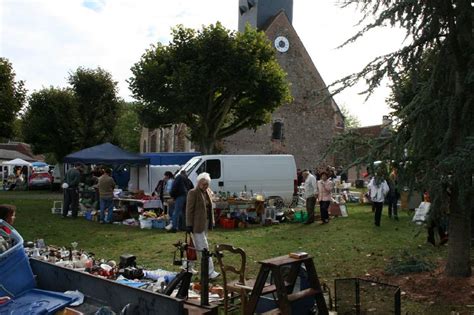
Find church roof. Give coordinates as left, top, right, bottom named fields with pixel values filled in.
left=262, top=10, right=344, bottom=119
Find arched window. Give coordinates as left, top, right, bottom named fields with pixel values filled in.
left=150, top=134, right=157, bottom=152
left=160, top=129, right=165, bottom=152
left=272, top=121, right=284, bottom=140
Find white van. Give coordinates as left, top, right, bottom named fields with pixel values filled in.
left=178, top=155, right=297, bottom=205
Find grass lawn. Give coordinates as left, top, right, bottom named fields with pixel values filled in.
left=0, top=191, right=470, bottom=314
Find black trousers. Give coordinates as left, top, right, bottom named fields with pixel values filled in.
left=373, top=202, right=384, bottom=226
left=63, top=187, right=79, bottom=218
left=306, top=197, right=316, bottom=222
left=387, top=195, right=398, bottom=218
left=320, top=201, right=330, bottom=222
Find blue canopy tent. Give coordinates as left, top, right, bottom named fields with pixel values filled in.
left=141, top=152, right=201, bottom=166
left=63, top=143, right=150, bottom=189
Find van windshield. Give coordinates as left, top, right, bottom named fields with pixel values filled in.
left=181, top=158, right=202, bottom=175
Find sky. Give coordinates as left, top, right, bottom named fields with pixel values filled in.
left=0, top=0, right=406, bottom=126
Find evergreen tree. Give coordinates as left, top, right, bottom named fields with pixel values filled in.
left=332, top=0, right=473, bottom=277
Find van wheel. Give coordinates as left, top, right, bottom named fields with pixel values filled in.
left=269, top=197, right=285, bottom=210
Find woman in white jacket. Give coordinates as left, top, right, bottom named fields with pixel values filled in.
left=368, top=175, right=389, bottom=226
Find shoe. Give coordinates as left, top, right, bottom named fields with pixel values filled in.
left=323, top=220, right=329, bottom=224
left=209, top=271, right=220, bottom=279
left=99, top=221, right=105, bottom=224
left=165, top=223, right=173, bottom=231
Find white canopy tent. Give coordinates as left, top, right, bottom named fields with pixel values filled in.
left=129, top=165, right=180, bottom=194
left=2, top=158, right=33, bottom=166
left=1, top=158, right=33, bottom=190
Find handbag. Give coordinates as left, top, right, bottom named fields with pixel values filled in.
left=185, top=232, right=197, bottom=261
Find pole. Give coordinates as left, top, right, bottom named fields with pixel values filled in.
left=200, top=248, right=209, bottom=306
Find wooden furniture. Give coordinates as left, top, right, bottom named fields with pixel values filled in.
left=215, top=244, right=255, bottom=314
left=245, top=255, right=328, bottom=315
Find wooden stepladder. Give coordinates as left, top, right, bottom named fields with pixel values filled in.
left=244, top=255, right=328, bottom=315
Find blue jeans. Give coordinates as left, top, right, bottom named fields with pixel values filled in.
left=172, top=195, right=186, bottom=230
left=100, top=198, right=114, bottom=223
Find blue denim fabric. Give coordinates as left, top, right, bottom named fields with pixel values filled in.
left=100, top=198, right=114, bottom=223
left=171, top=195, right=186, bottom=230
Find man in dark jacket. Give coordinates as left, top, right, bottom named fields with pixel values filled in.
left=166, top=170, right=193, bottom=232
left=62, top=163, right=82, bottom=218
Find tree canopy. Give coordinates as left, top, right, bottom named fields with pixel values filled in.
left=22, top=87, right=78, bottom=161
left=22, top=67, right=121, bottom=161
left=332, top=0, right=473, bottom=277
left=129, top=22, right=291, bottom=153
left=0, top=58, right=26, bottom=141
left=69, top=67, right=120, bottom=149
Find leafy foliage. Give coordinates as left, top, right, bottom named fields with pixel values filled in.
left=385, top=250, right=436, bottom=275
left=129, top=23, right=291, bottom=153
left=113, top=102, right=141, bottom=153
left=68, top=67, right=120, bottom=148
left=22, top=67, right=121, bottom=160
left=22, top=87, right=78, bottom=161
left=0, top=58, right=26, bottom=140
left=340, top=105, right=361, bottom=129
left=332, top=0, right=473, bottom=277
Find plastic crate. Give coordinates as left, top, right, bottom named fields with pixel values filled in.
left=139, top=219, right=153, bottom=229
left=294, top=211, right=308, bottom=222
left=220, top=218, right=235, bottom=229
left=0, top=220, right=36, bottom=297
left=84, top=211, right=93, bottom=221
left=0, top=288, right=75, bottom=314
left=51, top=201, right=62, bottom=214
left=152, top=220, right=167, bottom=229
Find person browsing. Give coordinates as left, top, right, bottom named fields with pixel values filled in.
left=302, top=170, right=318, bottom=224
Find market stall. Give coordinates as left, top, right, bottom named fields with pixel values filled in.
left=62, top=143, right=150, bottom=220
left=1, top=158, right=32, bottom=190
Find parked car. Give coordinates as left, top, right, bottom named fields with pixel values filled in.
left=29, top=172, right=52, bottom=189
left=178, top=155, right=298, bottom=205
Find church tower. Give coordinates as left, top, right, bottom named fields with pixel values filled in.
left=238, top=0, right=293, bottom=32
left=223, top=0, right=345, bottom=169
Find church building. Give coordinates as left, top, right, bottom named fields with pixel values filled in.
left=140, top=0, right=345, bottom=169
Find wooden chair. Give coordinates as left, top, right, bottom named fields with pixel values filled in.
left=215, top=244, right=255, bottom=315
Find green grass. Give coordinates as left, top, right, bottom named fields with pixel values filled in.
left=0, top=191, right=465, bottom=314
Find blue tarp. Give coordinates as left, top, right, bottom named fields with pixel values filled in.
left=141, top=152, right=200, bottom=166
left=63, top=143, right=149, bottom=165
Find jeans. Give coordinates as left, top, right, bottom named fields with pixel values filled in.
left=305, top=197, right=316, bottom=222
left=373, top=202, right=384, bottom=226
left=172, top=195, right=186, bottom=230
left=320, top=200, right=330, bottom=222
left=63, top=187, right=79, bottom=217
left=100, top=198, right=114, bottom=223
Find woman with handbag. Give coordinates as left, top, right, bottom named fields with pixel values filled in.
left=185, top=172, right=220, bottom=279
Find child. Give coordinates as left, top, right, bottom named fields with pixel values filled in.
left=0, top=204, right=16, bottom=234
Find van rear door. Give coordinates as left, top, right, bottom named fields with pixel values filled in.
left=195, top=158, right=223, bottom=192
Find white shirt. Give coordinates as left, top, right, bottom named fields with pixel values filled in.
left=367, top=178, right=389, bottom=202
left=304, top=173, right=318, bottom=199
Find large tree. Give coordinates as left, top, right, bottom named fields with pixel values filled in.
left=22, top=67, right=121, bottom=160
left=333, top=1, right=473, bottom=277
left=22, top=87, right=78, bottom=161
left=69, top=67, right=120, bottom=148
left=129, top=23, right=291, bottom=154
left=0, top=58, right=26, bottom=140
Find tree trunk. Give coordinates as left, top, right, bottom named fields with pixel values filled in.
left=199, top=138, right=215, bottom=155
left=445, top=183, right=472, bottom=277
